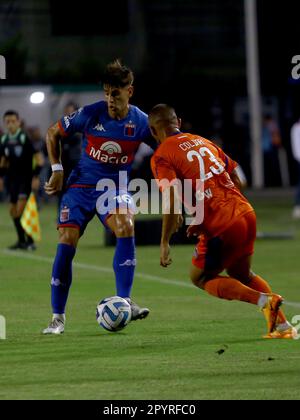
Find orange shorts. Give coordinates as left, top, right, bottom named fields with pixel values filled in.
left=192, top=211, right=256, bottom=272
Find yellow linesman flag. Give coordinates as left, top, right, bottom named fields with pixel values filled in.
left=21, top=193, right=41, bottom=242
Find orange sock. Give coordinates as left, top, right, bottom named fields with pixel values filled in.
left=248, top=274, right=271, bottom=293
left=204, top=276, right=260, bottom=305
left=277, top=310, right=287, bottom=324
left=249, top=274, right=287, bottom=324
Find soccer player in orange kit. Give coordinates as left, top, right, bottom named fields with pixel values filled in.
left=149, top=104, right=296, bottom=339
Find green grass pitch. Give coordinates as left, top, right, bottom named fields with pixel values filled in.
left=0, top=193, right=300, bottom=400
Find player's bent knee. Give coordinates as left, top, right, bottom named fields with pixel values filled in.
left=190, top=268, right=220, bottom=289
left=191, top=276, right=206, bottom=290
left=109, top=214, right=135, bottom=238
left=190, top=268, right=206, bottom=289
left=58, top=228, right=79, bottom=247
left=227, top=269, right=251, bottom=284
left=115, top=222, right=134, bottom=237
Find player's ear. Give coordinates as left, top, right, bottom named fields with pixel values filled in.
left=128, top=85, right=134, bottom=98
left=177, top=118, right=182, bottom=129
left=149, top=125, right=158, bottom=139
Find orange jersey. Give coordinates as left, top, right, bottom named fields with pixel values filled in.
left=151, top=132, right=254, bottom=238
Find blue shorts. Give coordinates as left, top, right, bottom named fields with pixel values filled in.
left=58, top=186, right=136, bottom=233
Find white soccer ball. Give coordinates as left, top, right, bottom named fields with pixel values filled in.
left=96, top=296, right=132, bottom=332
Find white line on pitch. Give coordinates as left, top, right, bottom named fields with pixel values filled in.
left=284, top=301, right=300, bottom=309
left=1, top=249, right=195, bottom=289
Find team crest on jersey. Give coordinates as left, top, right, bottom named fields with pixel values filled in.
left=60, top=206, right=70, bottom=223
left=124, top=121, right=136, bottom=137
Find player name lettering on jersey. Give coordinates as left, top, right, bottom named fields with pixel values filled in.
left=179, top=138, right=206, bottom=152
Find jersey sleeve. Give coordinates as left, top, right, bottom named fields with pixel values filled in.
left=139, top=123, right=157, bottom=151
left=143, top=130, right=158, bottom=151
left=213, top=144, right=238, bottom=174
left=151, top=152, right=178, bottom=192
left=58, top=107, right=88, bottom=137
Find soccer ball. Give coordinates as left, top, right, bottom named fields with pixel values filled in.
left=96, top=296, right=132, bottom=332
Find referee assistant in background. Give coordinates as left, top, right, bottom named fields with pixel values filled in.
left=0, top=110, right=44, bottom=250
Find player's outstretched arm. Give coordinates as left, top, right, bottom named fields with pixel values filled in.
left=160, top=186, right=182, bottom=267
left=44, top=122, right=64, bottom=195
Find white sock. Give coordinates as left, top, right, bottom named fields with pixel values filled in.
left=276, top=321, right=292, bottom=332
left=53, top=314, right=65, bottom=323
left=257, top=294, right=268, bottom=309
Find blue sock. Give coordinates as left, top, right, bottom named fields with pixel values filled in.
left=113, top=237, right=136, bottom=299
left=51, top=244, right=76, bottom=314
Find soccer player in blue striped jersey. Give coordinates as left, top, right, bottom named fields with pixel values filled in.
left=43, top=60, right=154, bottom=334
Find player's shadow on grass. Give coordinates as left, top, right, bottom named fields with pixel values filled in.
left=213, top=338, right=263, bottom=345
left=76, top=332, right=131, bottom=338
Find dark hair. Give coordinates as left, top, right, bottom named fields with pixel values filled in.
left=102, top=59, right=134, bottom=88
left=3, top=110, right=19, bottom=120
left=149, top=104, right=178, bottom=125
left=64, top=101, right=79, bottom=110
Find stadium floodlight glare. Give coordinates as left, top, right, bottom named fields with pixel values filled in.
left=30, top=91, right=45, bottom=104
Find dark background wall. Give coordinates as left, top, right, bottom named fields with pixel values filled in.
left=1, top=0, right=300, bottom=183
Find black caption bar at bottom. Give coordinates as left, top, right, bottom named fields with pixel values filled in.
left=103, top=403, right=197, bottom=417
